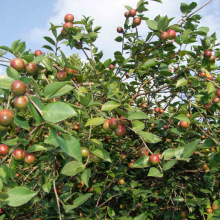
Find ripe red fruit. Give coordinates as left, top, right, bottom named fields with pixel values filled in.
left=109, top=118, right=119, bottom=130
left=35, top=50, right=43, bottom=56
left=26, top=63, right=37, bottom=74
left=109, top=64, right=115, bottom=70
left=133, top=17, right=141, bottom=26
left=142, top=103, right=147, bottom=108
left=65, top=67, right=74, bottom=75
left=167, top=29, right=176, bottom=39
left=118, top=179, right=125, bottom=185
left=10, top=58, right=25, bottom=71
left=160, top=32, right=169, bottom=41
left=90, top=154, right=100, bottom=163
left=11, top=80, right=26, bottom=96
left=81, top=147, right=89, bottom=158
left=117, top=27, right=123, bottom=33
left=124, top=11, right=130, bottom=18
left=14, top=96, right=28, bottom=109
left=0, top=144, right=9, bottom=156
left=204, top=50, right=212, bottom=58
left=154, top=107, right=160, bottom=113
left=207, top=208, right=213, bottom=213
left=179, top=121, right=190, bottom=129
left=24, top=153, right=35, bottom=164
left=149, top=154, right=160, bottom=165
left=0, top=110, right=14, bottom=126
left=137, top=147, right=149, bottom=157
left=216, top=89, right=220, bottom=97
left=212, top=205, right=218, bottom=210
left=129, top=161, right=134, bottom=168
left=73, top=69, right=78, bottom=74
left=213, top=97, right=220, bottom=103
left=103, top=119, right=112, bottom=132
left=201, top=135, right=206, bottom=140
left=129, top=9, right=136, bottom=17
left=56, top=70, right=67, bottom=81
left=12, top=148, right=25, bottom=161
left=64, top=14, right=74, bottom=23
left=63, top=22, right=73, bottom=30
left=203, top=102, right=212, bottom=110
left=114, top=124, right=126, bottom=137
left=159, top=109, right=164, bottom=114
left=207, top=74, right=213, bottom=80
left=209, top=55, right=216, bottom=63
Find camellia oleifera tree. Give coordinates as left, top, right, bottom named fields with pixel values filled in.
left=0, top=0, right=219, bottom=219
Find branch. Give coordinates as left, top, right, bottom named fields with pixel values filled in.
left=53, top=174, right=62, bottom=220
left=82, top=48, right=97, bottom=76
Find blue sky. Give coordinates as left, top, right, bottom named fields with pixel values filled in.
left=0, top=0, right=220, bottom=74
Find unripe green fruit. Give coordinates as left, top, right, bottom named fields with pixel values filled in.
left=90, top=154, right=100, bottom=163
left=81, top=147, right=89, bottom=158
left=0, top=125, right=8, bottom=132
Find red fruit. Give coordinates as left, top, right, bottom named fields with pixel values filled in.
left=81, top=147, right=89, bottom=158
left=63, top=22, right=73, bottom=30
left=12, top=148, right=25, bottom=161
left=35, top=50, right=43, bottom=56
left=133, top=17, right=141, bottom=26
left=117, top=27, right=123, bottom=33
left=204, top=50, right=212, bottom=58
left=56, top=70, right=67, bottom=81
left=0, top=144, right=9, bottom=156
left=114, top=124, right=126, bottom=137
left=124, top=11, right=130, bottom=18
left=154, top=107, right=160, bottom=113
left=73, top=70, right=78, bottom=74
left=207, top=208, right=213, bottom=213
left=103, top=119, right=112, bottom=132
left=179, top=121, right=190, bottom=129
left=24, top=153, right=35, bottom=164
left=159, top=109, right=164, bottom=114
left=14, top=96, right=28, bottom=109
left=203, top=102, right=212, bottom=110
left=0, top=110, right=14, bottom=126
left=216, top=89, right=220, bottom=97
left=160, top=32, right=169, bottom=41
left=90, top=154, right=100, bottom=163
left=129, top=9, right=136, bottom=17
left=212, top=205, right=218, bottom=210
left=129, top=161, right=134, bottom=168
left=11, top=80, right=26, bottom=96
left=209, top=55, right=216, bottom=62
left=149, top=154, right=160, bottom=165
left=109, top=117, right=119, bottom=130
left=207, top=74, right=213, bottom=80
left=119, top=116, right=129, bottom=125
left=201, top=135, right=206, bottom=140
left=142, top=103, right=147, bottom=108
left=186, top=113, right=191, bottom=118
left=15, top=173, right=19, bottom=177
left=164, top=125, right=168, bottom=130
left=167, top=29, right=176, bottom=39
left=64, top=14, right=74, bottom=23
left=137, top=147, right=149, bottom=157
left=109, top=64, right=115, bottom=70
left=65, top=67, right=74, bottom=75
left=181, top=211, right=187, bottom=218
left=213, top=97, right=220, bottom=103
left=10, top=58, right=25, bottom=71
left=26, top=63, right=37, bottom=74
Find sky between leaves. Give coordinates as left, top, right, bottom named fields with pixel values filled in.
left=0, top=0, right=220, bottom=75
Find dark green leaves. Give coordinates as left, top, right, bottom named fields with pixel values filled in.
left=91, top=148, right=111, bottom=162
left=102, top=101, right=120, bottom=111
left=148, top=167, right=163, bottom=178
left=183, top=139, right=200, bottom=158
left=61, top=161, right=85, bottom=176
left=138, top=131, right=161, bottom=143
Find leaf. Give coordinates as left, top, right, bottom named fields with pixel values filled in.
left=6, top=187, right=37, bottom=207
left=42, top=57, right=52, bottom=71
left=207, top=82, right=215, bottom=94
left=143, top=58, right=158, bottom=67
left=176, top=79, right=188, bottom=88
left=32, top=54, right=45, bottom=64
left=148, top=167, right=163, bottom=178
left=138, top=131, right=161, bottom=143
left=180, top=3, right=189, bottom=14
left=214, top=152, right=220, bottom=162
left=6, top=67, right=20, bottom=80
left=128, top=111, right=148, bottom=120
left=162, top=148, right=175, bottom=160
left=134, top=213, right=146, bottom=220
left=43, top=36, right=56, bottom=46
left=102, top=101, right=120, bottom=111
left=27, top=144, right=47, bottom=152
left=132, top=120, right=145, bottom=132
left=42, top=101, right=76, bottom=123
left=58, top=134, right=82, bottom=162
left=146, top=20, right=158, bottom=30
left=0, top=165, right=9, bottom=184
left=181, top=29, right=191, bottom=43
left=0, top=75, right=15, bottom=90
left=73, top=193, right=93, bottom=206
left=61, top=161, right=85, bottom=176
left=174, top=114, right=190, bottom=123
left=163, top=160, right=177, bottom=171
left=81, top=169, right=91, bottom=187
left=132, top=156, right=150, bottom=168
left=27, top=98, right=43, bottom=123
left=14, top=115, right=30, bottom=131
left=94, top=26, right=102, bottom=32
left=91, top=148, right=111, bottom=162
left=104, top=59, right=112, bottom=68
left=85, top=117, right=105, bottom=127
left=183, top=139, right=200, bottom=158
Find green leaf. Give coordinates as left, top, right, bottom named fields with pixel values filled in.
left=162, top=148, right=175, bottom=160
left=128, top=111, right=148, bottom=120
left=42, top=101, right=76, bottom=123
left=148, top=167, right=163, bottom=178
left=102, top=101, right=120, bottom=111
left=44, top=36, right=56, bottom=46
left=27, top=144, right=47, bottom=152
left=181, top=29, right=191, bottom=43
left=0, top=165, right=9, bottom=184
left=183, top=139, right=200, bottom=158
left=146, top=20, right=158, bottom=30
left=42, top=45, right=54, bottom=52
left=32, top=54, right=45, bottom=64
left=6, top=187, right=37, bottom=207
left=81, top=168, right=91, bottom=187
left=157, top=16, right=169, bottom=31
left=0, top=75, right=15, bottom=90
left=58, top=134, right=82, bottom=162
left=180, top=3, right=189, bottom=14
left=176, top=79, right=188, bottom=88
left=104, top=59, right=112, bottom=68
left=163, top=159, right=177, bottom=171
left=132, top=120, right=145, bottom=132
left=27, top=98, right=43, bottom=123
left=14, top=115, right=30, bottom=131
left=173, top=196, right=184, bottom=202
left=94, top=26, right=102, bottom=32
left=138, top=131, right=162, bottom=143
left=174, top=114, right=190, bottom=123
left=91, top=148, right=111, bottom=162
left=214, top=152, right=220, bottom=162
left=85, top=117, right=105, bottom=127
left=73, top=193, right=93, bottom=206
left=42, top=57, right=52, bottom=71
left=134, top=213, right=146, bottom=220
left=207, top=82, right=215, bottom=94
left=42, top=182, right=52, bottom=193
left=143, top=58, right=158, bottom=67
left=61, top=161, right=85, bottom=176
left=6, top=67, right=20, bottom=80
left=132, top=156, right=150, bottom=168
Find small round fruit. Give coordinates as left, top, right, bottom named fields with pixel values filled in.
left=216, top=89, right=220, bottom=97
left=150, top=123, right=155, bottom=127
left=10, top=58, right=25, bottom=71
left=167, top=29, right=176, bottom=39
left=159, top=109, right=164, bottom=114
left=103, top=119, right=112, bottom=132
left=129, top=9, right=136, bottom=17
left=118, top=179, right=125, bottom=185
left=26, top=63, right=37, bottom=74
left=129, top=161, right=134, bottom=168
left=14, top=96, right=28, bottom=109
left=203, top=164, right=209, bottom=170
left=124, top=11, right=130, bottom=18
left=160, top=32, right=169, bottom=41
left=207, top=208, right=213, bottom=213
left=24, top=153, right=35, bottom=164
left=109, top=64, right=115, bottom=70
left=117, top=27, right=123, bottom=33
left=137, top=147, right=149, bottom=157
left=11, top=80, right=26, bottom=96
left=181, top=211, right=187, bottom=218
left=120, top=153, right=127, bottom=159
left=186, top=113, right=191, bottom=118
left=119, top=116, right=129, bottom=125
left=0, top=110, right=14, bottom=126
left=63, top=22, right=73, bottom=30
left=64, top=14, right=74, bottom=22
left=213, top=97, right=220, bottom=103
left=201, top=135, right=206, bottom=140
left=154, top=107, right=160, bottom=113
left=56, top=70, right=67, bottom=81
left=209, top=55, right=216, bottom=63
left=12, top=148, right=25, bottom=161
left=207, top=74, right=214, bottom=80
left=81, top=147, right=89, bottom=158
left=65, top=67, right=74, bottom=75
left=149, top=154, right=160, bottom=165
left=203, top=102, right=212, bottom=110
left=212, top=205, right=218, bottom=210
left=109, top=118, right=119, bottom=130
left=142, top=103, right=147, bottom=108
left=75, top=42, right=82, bottom=49
left=133, top=17, right=141, bottom=26
left=35, top=50, right=43, bottom=56
left=204, top=50, right=212, bottom=58
left=0, top=144, right=9, bottom=156
left=114, top=125, right=126, bottom=137
left=164, top=125, right=168, bottom=130
left=179, top=121, right=190, bottom=129
left=199, top=71, right=206, bottom=77
left=90, top=154, right=100, bottom=163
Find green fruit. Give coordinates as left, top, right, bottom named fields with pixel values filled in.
left=81, top=147, right=89, bottom=158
